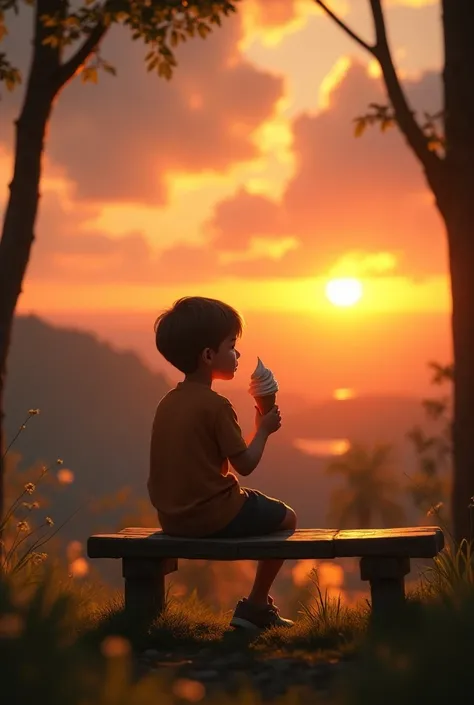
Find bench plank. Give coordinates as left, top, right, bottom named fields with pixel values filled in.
left=87, top=526, right=443, bottom=561
left=334, top=527, right=444, bottom=558
left=88, top=528, right=338, bottom=560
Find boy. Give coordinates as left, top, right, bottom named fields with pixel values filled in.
left=148, top=296, right=297, bottom=630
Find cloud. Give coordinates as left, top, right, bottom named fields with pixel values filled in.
left=48, top=15, right=282, bottom=204
left=25, top=59, right=445, bottom=286
left=1, top=6, right=283, bottom=205
left=206, top=188, right=282, bottom=250
left=204, top=60, right=446, bottom=279
left=18, top=172, right=218, bottom=285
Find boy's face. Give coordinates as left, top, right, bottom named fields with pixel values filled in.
left=203, top=334, right=240, bottom=381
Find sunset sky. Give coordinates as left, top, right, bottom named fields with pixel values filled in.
left=1, top=0, right=451, bottom=400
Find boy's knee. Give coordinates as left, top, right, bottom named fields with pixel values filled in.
left=280, top=506, right=297, bottom=530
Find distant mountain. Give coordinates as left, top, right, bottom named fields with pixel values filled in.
left=5, top=316, right=426, bottom=543
left=5, top=315, right=171, bottom=532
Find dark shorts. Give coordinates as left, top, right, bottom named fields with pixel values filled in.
left=208, top=488, right=288, bottom=539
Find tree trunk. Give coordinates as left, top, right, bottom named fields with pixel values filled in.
left=442, top=0, right=474, bottom=544
left=0, top=103, right=53, bottom=522
left=0, top=2, right=60, bottom=522
left=446, top=204, right=474, bottom=544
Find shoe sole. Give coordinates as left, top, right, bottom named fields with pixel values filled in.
left=230, top=617, right=264, bottom=631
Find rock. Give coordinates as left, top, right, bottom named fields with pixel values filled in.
left=140, top=649, right=161, bottom=661
left=210, top=653, right=252, bottom=670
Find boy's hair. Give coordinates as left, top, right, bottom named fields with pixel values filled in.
left=154, top=296, right=244, bottom=374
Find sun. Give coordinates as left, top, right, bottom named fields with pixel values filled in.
left=325, top=278, right=363, bottom=307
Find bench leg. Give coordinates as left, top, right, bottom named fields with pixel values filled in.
left=122, top=557, right=177, bottom=624
left=360, top=556, right=410, bottom=619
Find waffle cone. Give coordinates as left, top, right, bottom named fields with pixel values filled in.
left=255, top=393, right=276, bottom=415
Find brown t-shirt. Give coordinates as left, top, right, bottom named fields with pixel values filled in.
left=148, top=381, right=247, bottom=537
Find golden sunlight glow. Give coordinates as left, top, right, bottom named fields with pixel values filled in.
left=319, top=56, right=351, bottom=110
left=218, top=236, right=299, bottom=265
left=294, top=438, right=351, bottom=457
left=333, top=387, right=356, bottom=401
left=18, top=275, right=451, bottom=315
left=325, top=278, right=363, bottom=307
left=239, top=0, right=321, bottom=49
left=328, top=251, right=398, bottom=278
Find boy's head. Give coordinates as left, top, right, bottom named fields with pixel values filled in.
left=154, top=296, right=244, bottom=380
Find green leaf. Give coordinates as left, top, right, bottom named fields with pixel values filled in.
left=102, top=62, right=117, bottom=77
left=5, top=68, right=21, bottom=91
left=81, top=66, right=98, bottom=84
left=354, top=118, right=366, bottom=138
left=147, top=56, right=159, bottom=72
left=197, top=23, right=210, bottom=39
left=381, top=117, right=394, bottom=132
left=158, top=61, right=172, bottom=80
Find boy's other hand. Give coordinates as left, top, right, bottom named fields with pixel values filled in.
left=255, top=405, right=282, bottom=435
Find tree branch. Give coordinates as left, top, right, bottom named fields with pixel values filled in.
left=368, top=0, right=443, bottom=184
left=315, top=0, right=444, bottom=191
left=314, top=1, right=376, bottom=55
left=55, top=21, right=108, bottom=90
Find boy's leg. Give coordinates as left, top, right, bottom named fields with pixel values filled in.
left=247, top=508, right=297, bottom=606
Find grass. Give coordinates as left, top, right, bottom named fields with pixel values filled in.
left=76, top=568, right=369, bottom=676
left=4, top=548, right=474, bottom=705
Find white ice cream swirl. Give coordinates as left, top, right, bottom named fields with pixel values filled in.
left=248, top=357, right=279, bottom=397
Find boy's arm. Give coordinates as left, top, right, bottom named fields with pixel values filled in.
left=228, top=426, right=270, bottom=477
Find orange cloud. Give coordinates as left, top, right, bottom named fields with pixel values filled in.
left=3, top=10, right=283, bottom=205
left=206, top=188, right=281, bottom=250
left=205, top=60, right=445, bottom=279
left=14, top=60, right=446, bottom=288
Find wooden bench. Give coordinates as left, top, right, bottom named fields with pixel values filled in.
left=87, top=526, right=444, bottom=623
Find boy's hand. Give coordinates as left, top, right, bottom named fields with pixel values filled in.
left=255, top=405, right=282, bottom=435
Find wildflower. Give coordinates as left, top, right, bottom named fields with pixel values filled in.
left=17, top=520, right=30, bottom=532
left=28, top=409, right=40, bottom=416
left=57, top=468, right=74, bottom=484
left=427, top=502, right=444, bottom=517
left=30, top=552, right=48, bottom=565
left=45, top=516, right=54, bottom=527
left=101, top=635, right=131, bottom=658
left=24, top=482, right=35, bottom=495
left=22, top=501, right=39, bottom=511
left=172, top=679, right=205, bottom=702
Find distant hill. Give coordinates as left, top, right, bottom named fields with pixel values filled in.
left=5, top=315, right=171, bottom=532
left=5, top=316, right=426, bottom=543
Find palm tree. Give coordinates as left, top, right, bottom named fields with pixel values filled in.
left=326, top=442, right=405, bottom=529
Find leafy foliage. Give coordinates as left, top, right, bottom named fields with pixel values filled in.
left=326, top=442, right=405, bottom=529
left=406, top=362, right=452, bottom=525
left=353, top=103, right=445, bottom=155
left=0, top=0, right=239, bottom=89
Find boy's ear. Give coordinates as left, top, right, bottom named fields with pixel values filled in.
left=201, top=347, right=214, bottom=366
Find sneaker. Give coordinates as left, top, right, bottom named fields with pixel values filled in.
left=230, top=596, right=294, bottom=631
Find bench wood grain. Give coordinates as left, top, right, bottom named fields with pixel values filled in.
left=87, top=526, right=444, bottom=623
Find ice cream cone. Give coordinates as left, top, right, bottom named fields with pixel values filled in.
left=255, top=392, right=276, bottom=415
